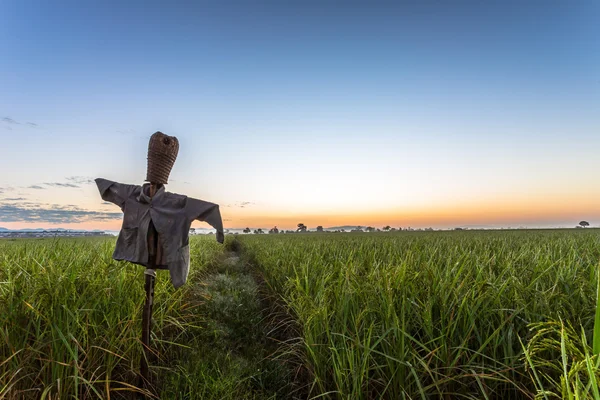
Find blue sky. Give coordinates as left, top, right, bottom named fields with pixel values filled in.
left=0, top=1, right=598, bottom=230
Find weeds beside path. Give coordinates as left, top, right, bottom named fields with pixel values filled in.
left=159, top=247, right=303, bottom=399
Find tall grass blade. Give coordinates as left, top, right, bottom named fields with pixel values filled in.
left=593, top=264, right=600, bottom=355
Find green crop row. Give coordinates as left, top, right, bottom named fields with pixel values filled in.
left=238, top=230, right=600, bottom=399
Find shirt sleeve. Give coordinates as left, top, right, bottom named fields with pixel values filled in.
left=95, top=178, right=136, bottom=210
left=186, top=197, right=224, bottom=244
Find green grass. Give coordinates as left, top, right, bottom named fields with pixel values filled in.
left=0, top=236, right=223, bottom=399
left=3, top=230, right=600, bottom=399
left=0, top=236, right=300, bottom=399
left=158, top=251, right=300, bottom=399
left=237, top=229, right=600, bottom=399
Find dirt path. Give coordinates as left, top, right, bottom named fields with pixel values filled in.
left=158, top=250, right=304, bottom=399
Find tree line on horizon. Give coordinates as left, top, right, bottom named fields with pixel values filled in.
left=190, top=221, right=592, bottom=236
left=241, top=223, right=436, bottom=234
left=236, top=221, right=593, bottom=234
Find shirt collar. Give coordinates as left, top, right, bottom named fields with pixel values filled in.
left=137, top=183, right=165, bottom=204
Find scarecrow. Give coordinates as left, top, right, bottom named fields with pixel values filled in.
left=95, top=131, right=224, bottom=387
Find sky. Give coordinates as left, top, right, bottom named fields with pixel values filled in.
left=0, top=1, right=599, bottom=231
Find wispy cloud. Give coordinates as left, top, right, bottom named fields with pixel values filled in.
left=21, top=178, right=93, bottom=190
left=44, top=182, right=80, bottom=188
left=0, top=202, right=122, bottom=224
left=66, top=176, right=94, bottom=185
left=2, top=117, right=39, bottom=128
left=0, top=179, right=93, bottom=194
left=224, top=201, right=255, bottom=208
left=2, top=117, right=19, bottom=124
left=2, top=197, right=26, bottom=201
left=226, top=201, right=255, bottom=208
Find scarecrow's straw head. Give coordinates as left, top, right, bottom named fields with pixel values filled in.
left=146, top=131, right=179, bottom=184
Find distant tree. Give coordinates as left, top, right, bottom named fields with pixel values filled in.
left=253, top=228, right=264, bottom=234
left=390, top=228, right=397, bottom=232
left=243, top=227, right=251, bottom=234
left=366, top=226, right=375, bottom=232
left=316, top=226, right=324, bottom=232
left=383, top=226, right=391, bottom=231
left=580, top=221, right=590, bottom=228
left=297, top=223, right=307, bottom=233
left=269, top=226, right=279, bottom=234
left=189, top=228, right=196, bottom=235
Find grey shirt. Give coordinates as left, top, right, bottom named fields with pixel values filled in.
left=96, top=178, right=224, bottom=288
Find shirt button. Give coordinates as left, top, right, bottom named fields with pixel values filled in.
left=150, top=204, right=153, bottom=208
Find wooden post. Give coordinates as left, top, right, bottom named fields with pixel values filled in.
left=140, top=183, right=158, bottom=393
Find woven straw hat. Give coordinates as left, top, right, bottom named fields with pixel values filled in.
left=146, top=131, right=179, bottom=184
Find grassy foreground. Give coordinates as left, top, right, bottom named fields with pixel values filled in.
left=3, top=230, right=600, bottom=399
left=0, top=237, right=234, bottom=398
left=238, top=229, right=600, bottom=399
left=0, top=236, right=299, bottom=399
